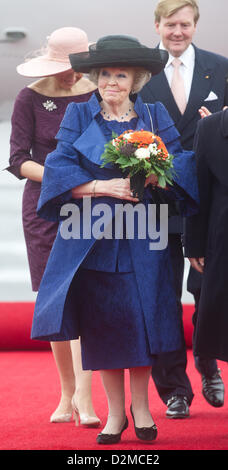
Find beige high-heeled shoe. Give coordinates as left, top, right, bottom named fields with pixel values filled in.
left=71, top=397, right=101, bottom=428
left=50, top=396, right=73, bottom=423
left=50, top=409, right=72, bottom=423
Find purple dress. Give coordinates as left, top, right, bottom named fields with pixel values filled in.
left=8, top=87, right=94, bottom=291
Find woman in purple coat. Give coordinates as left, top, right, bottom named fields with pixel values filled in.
left=7, top=27, right=100, bottom=427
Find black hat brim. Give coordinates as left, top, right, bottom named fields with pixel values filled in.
left=69, top=48, right=168, bottom=75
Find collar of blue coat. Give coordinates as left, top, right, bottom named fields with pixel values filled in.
left=73, top=92, right=149, bottom=167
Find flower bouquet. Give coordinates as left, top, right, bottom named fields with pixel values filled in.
left=101, top=130, right=175, bottom=200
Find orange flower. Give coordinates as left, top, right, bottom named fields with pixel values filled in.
left=154, top=136, right=169, bottom=158
left=114, top=130, right=169, bottom=158
left=128, top=131, right=155, bottom=146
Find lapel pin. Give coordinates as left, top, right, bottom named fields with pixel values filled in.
left=205, top=75, right=210, bottom=79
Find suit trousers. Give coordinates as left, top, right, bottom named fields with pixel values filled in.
left=191, top=286, right=218, bottom=377
left=151, top=234, right=194, bottom=405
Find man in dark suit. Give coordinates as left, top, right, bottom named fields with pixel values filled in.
left=140, top=0, right=228, bottom=418
left=185, top=108, right=228, bottom=366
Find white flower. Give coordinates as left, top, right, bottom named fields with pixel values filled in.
left=112, top=138, right=117, bottom=147
left=123, top=132, right=133, bottom=140
left=148, top=143, right=158, bottom=155
left=134, top=147, right=150, bottom=159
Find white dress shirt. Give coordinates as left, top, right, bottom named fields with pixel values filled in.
left=159, top=42, right=195, bottom=102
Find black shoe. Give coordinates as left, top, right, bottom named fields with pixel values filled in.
left=202, top=369, right=224, bottom=407
left=130, top=405, right=157, bottom=441
left=166, top=396, right=190, bottom=419
left=96, top=417, right=128, bottom=445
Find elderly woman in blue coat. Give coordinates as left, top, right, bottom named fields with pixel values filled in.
left=31, top=35, right=198, bottom=444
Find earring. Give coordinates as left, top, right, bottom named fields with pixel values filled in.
left=76, top=73, right=83, bottom=81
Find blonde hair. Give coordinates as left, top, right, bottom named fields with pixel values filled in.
left=154, top=0, right=200, bottom=24
left=89, top=68, right=151, bottom=94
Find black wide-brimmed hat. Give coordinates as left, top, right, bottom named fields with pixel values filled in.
left=69, top=35, right=168, bottom=75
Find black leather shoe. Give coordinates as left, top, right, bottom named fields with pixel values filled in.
left=202, top=370, right=224, bottom=407
left=166, top=396, right=190, bottom=419
left=130, top=405, right=157, bottom=441
left=96, top=417, right=128, bottom=445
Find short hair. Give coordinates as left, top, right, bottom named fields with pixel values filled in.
left=154, top=0, right=200, bottom=24
left=89, top=68, right=151, bottom=94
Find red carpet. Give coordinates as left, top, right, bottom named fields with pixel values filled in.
left=0, top=302, right=194, bottom=350
left=1, top=350, right=228, bottom=451
left=0, top=303, right=228, bottom=452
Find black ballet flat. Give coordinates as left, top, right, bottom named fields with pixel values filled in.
left=130, top=405, right=157, bottom=441
left=96, top=417, right=128, bottom=445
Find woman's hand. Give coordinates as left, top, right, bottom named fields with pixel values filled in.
left=20, top=161, right=44, bottom=182
left=145, top=173, right=158, bottom=187
left=97, top=178, right=139, bottom=201
left=71, top=178, right=139, bottom=201
left=71, top=175, right=161, bottom=200
left=188, top=257, right=204, bottom=273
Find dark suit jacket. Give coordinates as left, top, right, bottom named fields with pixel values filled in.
left=184, top=109, right=228, bottom=361
left=140, top=44, right=228, bottom=237
left=140, top=45, right=228, bottom=150
left=185, top=109, right=228, bottom=256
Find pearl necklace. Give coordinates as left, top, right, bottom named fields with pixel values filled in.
left=100, top=106, right=133, bottom=121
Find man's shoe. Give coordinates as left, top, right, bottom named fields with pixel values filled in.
left=166, top=396, right=190, bottom=419
left=202, top=370, right=224, bottom=407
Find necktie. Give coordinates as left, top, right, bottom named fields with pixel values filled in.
left=171, top=58, right=187, bottom=114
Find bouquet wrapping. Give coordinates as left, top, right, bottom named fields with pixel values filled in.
left=101, top=130, right=175, bottom=200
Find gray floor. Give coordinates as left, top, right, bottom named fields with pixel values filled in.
left=0, top=120, right=193, bottom=303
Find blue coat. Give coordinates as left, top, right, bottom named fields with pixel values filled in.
left=31, top=93, right=198, bottom=355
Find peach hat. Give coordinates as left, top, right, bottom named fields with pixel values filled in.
left=17, top=27, right=88, bottom=77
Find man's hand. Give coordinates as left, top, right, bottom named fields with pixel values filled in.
left=188, top=257, right=204, bottom=273
left=198, top=106, right=211, bottom=119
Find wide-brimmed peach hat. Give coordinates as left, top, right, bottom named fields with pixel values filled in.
left=17, top=27, right=89, bottom=77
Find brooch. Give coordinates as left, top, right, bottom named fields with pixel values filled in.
left=42, top=100, right=57, bottom=111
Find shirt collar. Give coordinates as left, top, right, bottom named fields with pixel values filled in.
left=159, top=41, right=195, bottom=68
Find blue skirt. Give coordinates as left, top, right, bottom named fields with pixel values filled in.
left=71, top=268, right=155, bottom=370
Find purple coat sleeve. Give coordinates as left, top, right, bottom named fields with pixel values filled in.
left=7, top=88, right=35, bottom=179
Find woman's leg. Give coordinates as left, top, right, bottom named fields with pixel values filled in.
left=99, top=369, right=126, bottom=434
left=129, top=366, right=155, bottom=427
left=70, top=338, right=99, bottom=421
left=50, top=341, right=75, bottom=421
